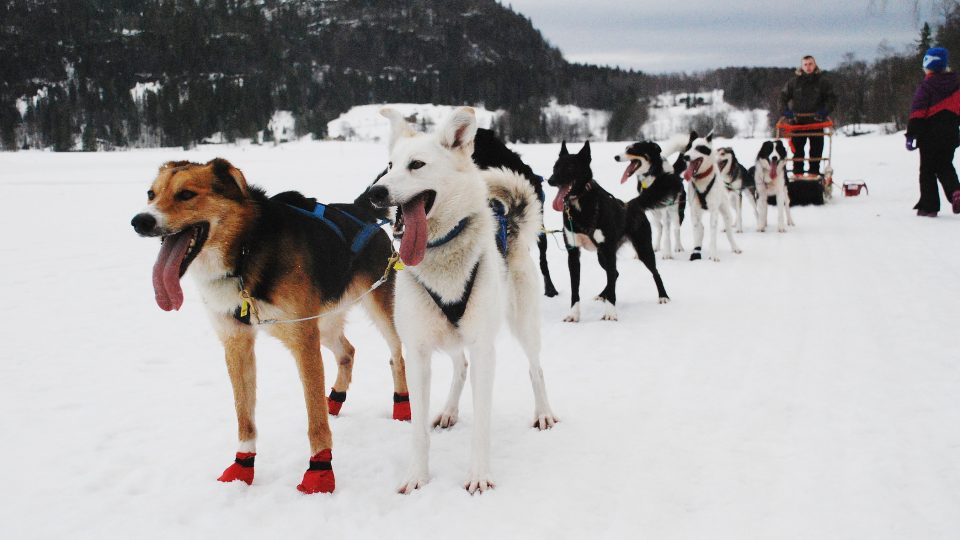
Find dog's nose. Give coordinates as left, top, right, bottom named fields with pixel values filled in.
left=131, top=213, right=156, bottom=235
left=366, top=185, right=390, bottom=208
left=614, top=155, right=622, bottom=162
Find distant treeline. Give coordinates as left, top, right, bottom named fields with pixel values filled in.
left=0, top=0, right=954, bottom=150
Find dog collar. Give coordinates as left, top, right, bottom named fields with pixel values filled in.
left=693, top=166, right=715, bottom=181
left=427, top=217, right=470, bottom=249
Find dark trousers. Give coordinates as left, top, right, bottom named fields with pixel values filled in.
left=791, top=134, right=824, bottom=175
left=915, top=141, right=960, bottom=212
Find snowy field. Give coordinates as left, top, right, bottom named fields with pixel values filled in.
left=1, top=133, right=959, bottom=540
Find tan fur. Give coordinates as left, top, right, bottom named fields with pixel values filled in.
left=140, top=158, right=407, bottom=465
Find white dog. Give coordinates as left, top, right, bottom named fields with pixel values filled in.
left=752, top=140, right=795, bottom=233
left=716, top=147, right=758, bottom=233
left=366, top=107, right=559, bottom=495
left=681, top=131, right=742, bottom=261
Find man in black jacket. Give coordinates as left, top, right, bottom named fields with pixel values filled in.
left=780, top=55, right=838, bottom=176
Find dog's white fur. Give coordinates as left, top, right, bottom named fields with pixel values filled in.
left=716, top=148, right=758, bottom=233
left=683, top=134, right=742, bottom=262
left=754, top=141, right=795, bottom=233
left=376, top=106, right=558, bottom=494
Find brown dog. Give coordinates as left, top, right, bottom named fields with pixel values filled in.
left=131, top=158, right=407, bottom=493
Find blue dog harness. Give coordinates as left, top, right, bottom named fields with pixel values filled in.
left=286, top=202, right=389, bottom=255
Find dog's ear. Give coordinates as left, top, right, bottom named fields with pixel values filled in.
left=207, top=158, right=249, bottom=201
left=437, top=106, right=477, bottom=152
left=652, top=142, right=662, bottom=154
left=579, top=140, right=591, bottom=160
left=380, top=108, right=415, bottom=150
left=160, top=160, right=196, bottom=171
left=706, top=131, right=714, bottom=143
left=560, top=141, right=569, bottom=156
left=688, top=131, right=699, bottom=145
left=775, top=140, right=787, bottom=157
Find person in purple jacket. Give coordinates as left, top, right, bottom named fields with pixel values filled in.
left=906, top=47, right=960, bottom=216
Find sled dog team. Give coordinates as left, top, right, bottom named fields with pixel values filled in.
left=131, top=107, right=795, bottom=495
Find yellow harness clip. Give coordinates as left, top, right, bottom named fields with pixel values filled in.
left=240, top=299, right=250, bottom=318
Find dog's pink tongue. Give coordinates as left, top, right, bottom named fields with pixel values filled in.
left=683, top=163, right=694, bottom=181
left=152, top=230, right=192, bottom=311
left=770, top=161, right=779, bottom=180
left=399, top=197, right=428, bottom=267
left=620, top=163, right=639, bottom=184
left=552, top=184, right=571, bottom=212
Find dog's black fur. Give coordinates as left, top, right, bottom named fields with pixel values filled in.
left=547, top=141, right=669, bottom=311
left=472, top=128, right=559, bottom=297
left=356, top=128, right=560, bottom=297
left=617, top=140, right=685, bottom=218
left=718, top=147, right=756, bottom=194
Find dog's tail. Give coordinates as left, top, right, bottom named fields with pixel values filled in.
left=354, top=167, right=393, bottom=221
left=483, top=167, right=541, bottom=256
left=658, top=133, right=691, bottom=162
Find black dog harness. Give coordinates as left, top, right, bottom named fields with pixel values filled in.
left=411, top=200, right=507, bottom=327
left=693, top=175, right=716, bottom=210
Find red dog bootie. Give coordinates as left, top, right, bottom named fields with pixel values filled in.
left=297, top=450, right=335, bottom=494
left=393, top=392, right=411, bottom=421
left=328, top=389, right=347, bottom=416
left=218, top=452, right=256, bottom=485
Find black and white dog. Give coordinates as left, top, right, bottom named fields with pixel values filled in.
left=716, top=147, right=758, bottom=233
left=472, top=128, right=559, bottom=297
left=614, top=141, right=685, bottom=258
left=750, top=140, right=795, bottom=233
left=548, top=141, right=669, bottom=322
left=681, top=131, right=742, bottom=261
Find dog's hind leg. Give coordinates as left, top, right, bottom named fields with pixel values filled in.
left=596, top=246, right=620, bottom=320
left=659, top=210, right=673, bottom=259
left=538, top=232, right=559, bottom=297
left=399, top=345, right=433, bottom=494
left=270, top=321, right=336, bottom=494
left=320, top=315, right=354, bottom=417
left=671, top=205, right=684, bottom=253
left=363, top=282, right=410, bottom=420
left=650, top=210, right=663, bottom=252
left=433, top=351, right=467, bottom=429
left=719, top=203, right=742, bottom=256
left=630, top=229, right=670, bottom=304
left=215, top=318, right=258, bottom=486
left=508, top=256, right=558, bottom=429
left=465, top=344, right=496, bottom=494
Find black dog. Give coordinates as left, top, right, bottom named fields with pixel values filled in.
left=472, top=128, right=559, bottom=297
left=547, top=141, right=669, bottom=322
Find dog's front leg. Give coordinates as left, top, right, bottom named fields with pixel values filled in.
left=273, top=321, right=336, bottom=494
left=708, top=209, right=721, bottom=261
left=215, top=319, right=258, bottom=486
left=433, top=351, right=466, bottom=429
left=651, top=211, right=663, bottom=252
left=777, top=189, right=788, bottom=232
left=537, top=232, right=559, bottom=297
left=719, top=203, right=742, bottom=256
left=672, top=206, right=684, bottom=252
left=660, top=211, right=673, bottom=259
left=564, top=245, right=581, bottom=322
left=465, top=344, right=496, bottom=494
left=399, top=346, right=433, bottom=494
left=784, top=187, right=796, bottom=228
left=732, top=191, right=744, bottom=233
left=757, top=187, right=768, bottom=232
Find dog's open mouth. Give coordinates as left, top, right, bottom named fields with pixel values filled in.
left=152, top=222, right=209, bottom=311
left=396, top=190, right=436, bottom=267
left=718, top=158, right=729, bottom=171
left=684, top=157, right=704, bottom=181
left=552, top=183, right=572, bottom=212
left=619, top=160, right=641, bottom=184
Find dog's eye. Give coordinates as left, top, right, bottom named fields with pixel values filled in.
left=696, top=145, right=712, bottom=155
left=175, top=190, right=197, bottom=202
left=388, top=162, right=393, bottom=170
left=147, top=190, right=155, bottom=201
left=408, top=160, right=425, bottom=170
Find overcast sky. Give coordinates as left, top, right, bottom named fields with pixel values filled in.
left=503, top=1, right=934, bottom=73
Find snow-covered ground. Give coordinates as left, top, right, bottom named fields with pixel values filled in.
left=1, top=133, right=959, bottom=540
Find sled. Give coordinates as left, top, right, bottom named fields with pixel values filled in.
left=775, top=114, right=834, bottom=205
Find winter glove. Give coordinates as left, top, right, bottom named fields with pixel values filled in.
left=816, top=108, right=829, bottom=120
left=782, top=110, right=795, bottom=121
left=905, top=136, right=917, bottom=151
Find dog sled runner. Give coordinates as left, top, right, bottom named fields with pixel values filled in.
left=775, top=113, right=834, bottom=205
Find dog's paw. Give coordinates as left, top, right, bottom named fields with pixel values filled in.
left=660, top=251, right=673, bottom=260
left=398, top=469, right=430, bottom=495
left=690, top=251, right=702, bottom=261
left=601, top=300, right=618, bottom=321
left=709, top=254, right=721, bottom=262
left=675, top=246, right=685, bottom=253
left=658, top=296, right=670, bottom=304
left=432, top=408, right=459, bottom=429
left=757, top=227, right=766, bottom=233
left=733, top=248, right=743, bottom=254
left=533, top=411, right=559, bottom=430
left=735, top=228, right=744, bottom=233
left=563, top=303, right=580, bottom=323
left=464, top=473, right=496, bottom=495
left=543, top=285, right=559, bottom=298
left=778, top=226, right=786, bottom=233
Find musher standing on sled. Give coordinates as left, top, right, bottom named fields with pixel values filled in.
left=905, top=46, right=960, bottom=217
left=780, top=55, right=837, bottom=177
